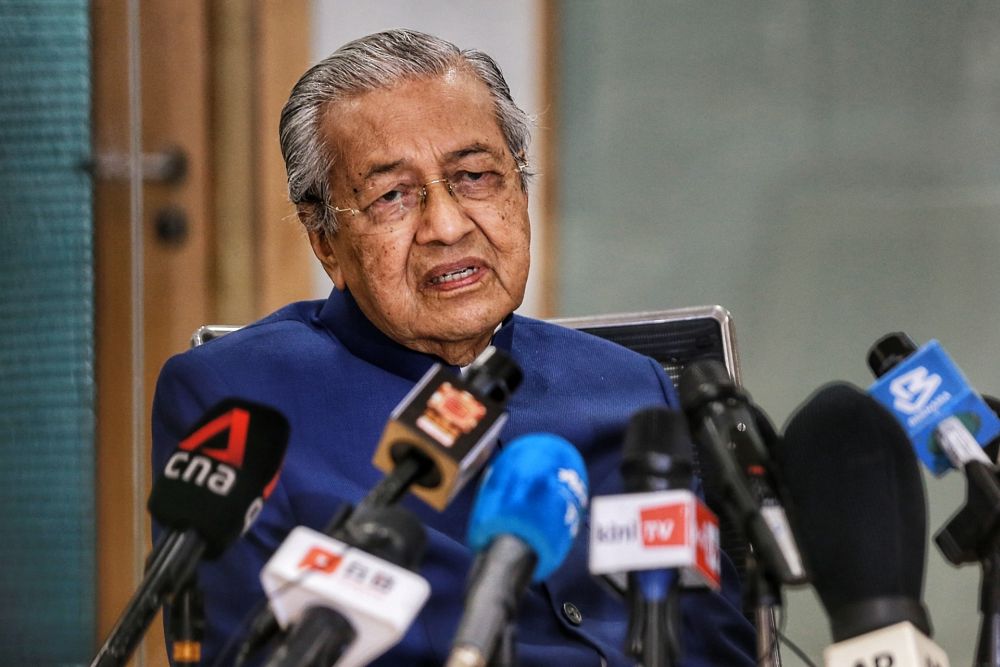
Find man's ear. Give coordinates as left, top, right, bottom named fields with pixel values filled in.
left=307, top=225, right=345, bottom=290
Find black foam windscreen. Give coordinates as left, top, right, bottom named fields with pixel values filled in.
left=341, top=505, right=427, bottom=571
left=148, top=398, right=289, bottom=557
left=777, top=383, right=929, bottom=641
left=749, top=402, right=781, bottom=454
left=621, top=406, right=694, bottom=493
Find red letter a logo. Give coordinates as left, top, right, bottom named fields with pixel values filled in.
left=179, top=407, right=250, bottom=468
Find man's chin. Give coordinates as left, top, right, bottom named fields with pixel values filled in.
left=431, top=321, right=498, bottom=344
left=433, top=291, right=511, bottom=323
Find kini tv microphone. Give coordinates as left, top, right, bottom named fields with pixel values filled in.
left=778, top=383, right=949, bottom=667
left=867, top=332, right=1000, bottom=475
left=259, top=506, right=430, bottom=667
left=370, top=345, right=523, bottom=510
left=90, top=399, right=289, bottom=667
left=445, top=433, right=590, bottom=667
left=589, top=407, right=721, bottom=667
left=678, top=359, right=805, bottom=587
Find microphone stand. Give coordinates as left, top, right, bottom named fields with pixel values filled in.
left=623, top=571, right=680, bottom=667
left=979, top=549, right=1000, bottom=666
left=745, top=554, right=782, bottom=667
left=91, top=529, right=205, bottom=667
left=490, top=621, right=517, bottom=667
left=169, top=575, right=204, bottom=665
left=935, top=461, right=1000, bottom=667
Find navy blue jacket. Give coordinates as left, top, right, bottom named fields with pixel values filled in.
left=151, top=289, right=755, bottom=665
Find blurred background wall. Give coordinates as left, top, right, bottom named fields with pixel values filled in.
left=554, top=3, right=1000, bottom=663
left=2, top=0, right=999, bottom=664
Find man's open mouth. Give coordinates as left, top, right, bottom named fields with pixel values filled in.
left=429, top=266, right=479, bottom=285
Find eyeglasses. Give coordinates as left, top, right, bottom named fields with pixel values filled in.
left=330, top=161, right=524, bottom=229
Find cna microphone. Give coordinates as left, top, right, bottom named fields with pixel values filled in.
left=446, top=432, right=590, bottom=667
left=90, top=399, right=289, bottom=667
left=867, top=332, right=1000, bottom=474
left=588, top=407, right=722, bottom=667
left=778, top=383, right=950, bottom=667
left=677, top=359, right=806, bottom=587
left=259, top=506, right=430, bottom=667
left=370, top=345, right=523, bottom=510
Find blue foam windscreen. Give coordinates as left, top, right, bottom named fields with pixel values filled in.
left=467, top=433, right=589, bottom=581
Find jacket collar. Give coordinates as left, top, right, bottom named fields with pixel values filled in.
left=314, top=289, right=515, bottom=383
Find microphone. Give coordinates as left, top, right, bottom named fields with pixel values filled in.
left=90, top=399, right=289, bottom=667
left=867, top=332, right=1000, bottom=474
left=589, top=407, right=721, bottom=667
left=370, top=345, right=523, bottom=510
left=259, top=506, right=431, bottom=667
left=445, top=433, right=590, bottom=667
left=677, top=359, right=806, bottom=586
left=235, top=347, right=523, bottom=664
left=777, top=383, right=949, bottom=667
left=870, top=334, right=1000, bottom=664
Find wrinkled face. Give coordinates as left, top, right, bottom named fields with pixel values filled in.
left=308, top=69, right=530, bottom=363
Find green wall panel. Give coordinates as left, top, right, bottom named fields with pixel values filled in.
left=0, top=1, right=95, bottom=664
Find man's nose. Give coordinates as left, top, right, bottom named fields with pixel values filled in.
left=414, top=179, right=475, bottom=245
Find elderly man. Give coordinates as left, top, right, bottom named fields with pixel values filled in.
left=152, top=29, right=755, bottom=665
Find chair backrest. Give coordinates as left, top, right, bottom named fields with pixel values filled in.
left=550, top=306, right=749, bottom=594
left=549, top=305, right=741, bottom=387
left=190, top=324, right=241, bottom=347
left=189, top=306, right=749, bottom=593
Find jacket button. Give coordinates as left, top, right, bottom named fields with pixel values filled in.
left=562, top=602, right=583, bottom=626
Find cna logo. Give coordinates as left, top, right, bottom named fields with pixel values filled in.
left=889, top=367, right=942, bottom=415
left=298, top=546, right=343, bottom=574
left=639, top=504, right=687, bottom=548
left=180, top=407, right=251, bottom=466
left=164, top=407, right=251, bottom=496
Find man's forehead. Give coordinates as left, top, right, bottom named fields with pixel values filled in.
left=319, top=72, right=508, bottom=180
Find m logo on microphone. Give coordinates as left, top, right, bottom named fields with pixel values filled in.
left=869, top=339, right=1000, bottom=475
left=889, top=367, right=942, bottom=415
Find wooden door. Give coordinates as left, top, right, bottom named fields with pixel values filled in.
left=91, top=1, right=310, bottom=664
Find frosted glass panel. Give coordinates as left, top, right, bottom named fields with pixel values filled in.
left=557, top=2, right=1000, bottom=663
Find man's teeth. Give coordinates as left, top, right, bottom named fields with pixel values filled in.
left=431, top=267, right=476, bottom=284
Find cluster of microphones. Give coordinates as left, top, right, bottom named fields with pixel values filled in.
left=88, top=330, right=1000, bottom=667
